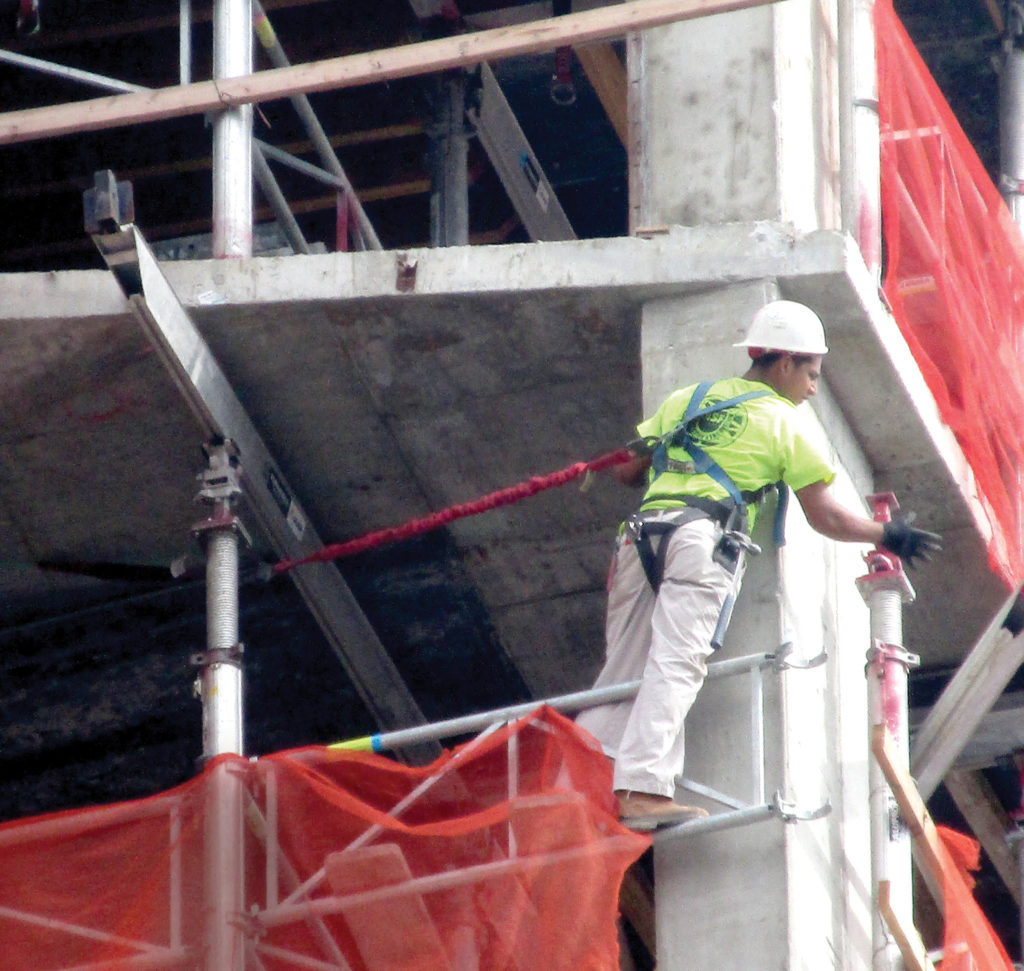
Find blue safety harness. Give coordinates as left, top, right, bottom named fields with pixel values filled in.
left=629, top=382, right=786, bottom=597
left=649, top=381, right=771, bottom=508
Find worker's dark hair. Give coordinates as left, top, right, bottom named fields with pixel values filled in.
left=751, top=351, right=817, bottom=369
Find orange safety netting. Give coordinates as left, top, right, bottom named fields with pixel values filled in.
left=936, top=826, right=1013, bottom=970
left=0, top=707, right=648, bottom=971
left=875, top=0, right=1024, bottom=586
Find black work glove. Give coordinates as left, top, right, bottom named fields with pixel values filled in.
left=880, top=513, right=942, bottom=568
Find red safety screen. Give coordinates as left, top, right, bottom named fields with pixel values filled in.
left=937, top=826, right=1013, bottom=970
left=875, top=0, right=1024, bottom=586
left=0, top=707, right=648, bottom=970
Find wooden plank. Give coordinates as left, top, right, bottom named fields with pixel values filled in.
left=872, top=726, right=1011, bottom=971
left=877, top=880, right=936, bottom=971
left=325, top=844, right=452, bottom=969
left=911, top=582, right=1024, bottom=802
left=945, top=769, right=1021, bottom=905
left=619, top=862, right=656, bottom=959
left=873, top=726, right=944, bottom=881
left=0, top=0, right=777, bottom=147
left=978, top=0, right=1005, bottom=32
left=576, top=42, right=629, bottom=147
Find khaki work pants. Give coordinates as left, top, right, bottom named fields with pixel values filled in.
left=576, top=514, right=738, bottom=798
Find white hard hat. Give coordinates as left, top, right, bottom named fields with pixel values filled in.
left=733, top=300, right=829, bottom=357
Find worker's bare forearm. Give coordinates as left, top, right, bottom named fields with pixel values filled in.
left=807, top=505, right=885, bottom=544
left=795, top=481, right=885, bottom=545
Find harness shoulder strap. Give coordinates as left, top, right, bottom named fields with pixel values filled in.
left=651, top=384, right=772, bottom=511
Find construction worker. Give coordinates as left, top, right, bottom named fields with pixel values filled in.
left=576, top=300, right=941, bottom=830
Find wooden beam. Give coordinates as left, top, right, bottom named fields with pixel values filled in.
left=977, top=0, right=1005, bottom=33
left=945, top=769, right=1021, bottom=906
left=874, top=726, right=943, bottom=879
left=619, top=862, right=656, bottom=958
left=575, top=42, right=628, bottom=147
left=877, top=881, right=936, bottom=971
left=872, top=726, right=1011, bottom=970
left=0, top=0, right=776, bottom=147
left=911, top=582, right=1024, bottom=802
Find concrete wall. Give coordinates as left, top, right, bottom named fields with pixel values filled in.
left=627, top=0, right=841, bottom=234
left=640, top=285, right=875, bottom=968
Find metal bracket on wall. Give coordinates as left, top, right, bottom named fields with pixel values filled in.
left=652, top=791, right=832, bottom=842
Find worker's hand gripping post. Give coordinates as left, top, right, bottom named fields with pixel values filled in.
left=875, top=493, right=942, bottom=570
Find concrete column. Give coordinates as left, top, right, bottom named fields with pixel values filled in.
left=640, top=285, right=874, bottom=968
left=627, top=0, right=841, bottom=234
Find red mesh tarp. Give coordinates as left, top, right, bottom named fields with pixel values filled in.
left=875, top=0, right=1024, bottom=586
left=936, top=826, right=1013, bottom=970
left=0, top=707, right=648, bottom=970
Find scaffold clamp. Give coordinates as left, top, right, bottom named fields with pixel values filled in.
left=866, top=639, right=920, bottom=671
left=773, top=791, right=832, bottom=823
left=197, top=439, right=242, bottom=505
left=191, top=439, right=254, bottom=547
left=774, top=641, right=828, bottom=671
left=190, top=643, right=245, bottom=669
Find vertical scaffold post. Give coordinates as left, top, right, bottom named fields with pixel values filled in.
left=857, top=492, right=918, bottom=971
left=850, top=0, right=881, bottom=281
left=212, top=0, right=253, bottom=258
left=193, top=440, right=246, bottom=971
left=999, top=3, right=1024, bottom=584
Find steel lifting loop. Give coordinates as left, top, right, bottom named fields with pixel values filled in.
left=772, top=791, right=832, bottom=823
left=772, top=641, right=828, bottom=671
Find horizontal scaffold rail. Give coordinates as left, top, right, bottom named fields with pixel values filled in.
left=330, top=649, right=782, bottom=753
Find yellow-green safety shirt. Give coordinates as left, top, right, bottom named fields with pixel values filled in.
left=636, top=377, right=836, bottom=531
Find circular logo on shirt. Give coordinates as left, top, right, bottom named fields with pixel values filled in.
left=687, top=396, right=748, bottom=447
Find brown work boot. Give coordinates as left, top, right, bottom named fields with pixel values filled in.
left=616, top=790, right=709, bottom=831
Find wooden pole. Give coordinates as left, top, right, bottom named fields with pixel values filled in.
left=872, top=726, right=1012, bottom=971
left=0, top=0, right=777, bottom=147
left=945, top=769, right=1021, bottom=906
left=576, top=42, right=629, bottom=147
left=876, top=881, right=936, bottom=971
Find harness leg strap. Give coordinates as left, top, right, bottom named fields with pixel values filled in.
left=628, top=520, right=680, bottom=592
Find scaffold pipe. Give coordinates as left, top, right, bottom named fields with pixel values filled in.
left=858, top=493, right=917, bottom=971
left=1001, top=11, right=1024, bottom=227
left=329, top=650, right=777, bottom=753
left=180, top=0, right=193, bottom=85
left=252, top=0, right=381, bottom=250
left=845, top=0, right=882, bottom=279
left=212, top=0, right=253, bottom=259
left=196, top=440, right=246, bottom=971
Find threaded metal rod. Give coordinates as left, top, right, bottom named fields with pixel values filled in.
left=202, top=525, right=243, bottom=759
left=869, top=588, right=903, bottom=646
